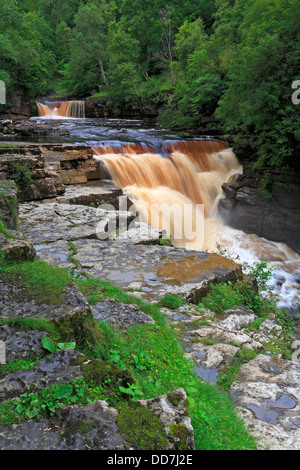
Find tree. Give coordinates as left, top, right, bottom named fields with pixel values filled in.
left=66, top=0, right=116, bottom=93
left=216, top=0, right=300, bottom=168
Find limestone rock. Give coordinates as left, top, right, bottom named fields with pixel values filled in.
left=0, top=389, right=195, bottom=450
left=0, top=239, right=36, bottom=262
left=230, top=355, right=300, bottom=450
left=0, top=324, right=48, bottom=362
left=0, top=400, right=125, bottom=450
left=219, top=306, right=257, bottom=331
left=0, top=280, right=91, bottom=321
left=0, top=349, right=84, bottom=400
left=91, top=298, right=154, bottom=326
left=137, top=388, right=195, bottom=450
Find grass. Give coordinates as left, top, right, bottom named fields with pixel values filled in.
left=217, top=348, right=258, bottom=391
left=74, top=276, right=257, bottom=449
left=0, top=356, right=39, bottom=379
left=0, top=316, right=60, bottom=340
left=0, top=218, right=15, bottom=239
left=0, top=258, right=258, bottom=449
left=93, top=321, right=257, bottom=450
left=0, top=144, right=18, bottom=150
left=157, top=294, right=185, bottom=310
left=0, top=258, right=73, bottom=305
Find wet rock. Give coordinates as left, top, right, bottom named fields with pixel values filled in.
left=218, top=167, right=300, bottom=254
left=0, top=280, right=91, bottom=321
left=46, top=184, right=127, bottom=210
left=0, top=349, right=84, bottom=400
left=19, top=201, right=135, bottom=244
left=91, top=298, right=154, bottom=326
left=230, top=355, right=300, bottom=450
left=0, top=324, right=48, bottom=362
left=33, top=239, right=243, bottom=304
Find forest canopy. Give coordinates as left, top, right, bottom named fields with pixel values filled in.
left=0, top=0, right=299, bottom=168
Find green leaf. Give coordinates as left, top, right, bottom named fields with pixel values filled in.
left=57, top=342, right=76, bottom=350
left=53, top=384, right=73, bottom=400
left=119, top=386, right=134, bottom=395
left=41, top=336, right=56, bottom=354
left=26, top=408, right=39, bottom=419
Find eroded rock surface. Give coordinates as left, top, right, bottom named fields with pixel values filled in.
left=231, top=355, right=300, bottom=450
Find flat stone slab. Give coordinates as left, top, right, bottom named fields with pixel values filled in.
left=0, top=281, right=91, bottom=319
left=19, top=202, right=115, bottom=244
left=230, top=355, right=300, bottom=450
left=34, top=239, right=243, bottom=303
left=91, top=298, right=155, bottom=326
left=40, top=183, right=126, bottom=209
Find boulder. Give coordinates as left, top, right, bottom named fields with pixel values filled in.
left=0, top=239, right=36, bottom=263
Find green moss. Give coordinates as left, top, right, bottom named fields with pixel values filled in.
left=170, top=423, right=189, bottom=450
left=53, top=311, right=102, bottom=349
left=65, top=419, right=96, bottom=436
left=116, top=402, right=168, bottom=450
left=0, top=355, right=39, bottom=379
left=217, top=348, right=258, bottom=391
left=81, top=358, right=135, bottom=390
left=167, top=392, right=183, bottom=407
left=200, top=338, right=218, bottom=346
left=6, top=162, right=35, bottom=187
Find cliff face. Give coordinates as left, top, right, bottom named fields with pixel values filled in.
left=0, top=90, right=31, bottom=120
left=218, top=164, right=300, bottom=254
left=84, top=95, right=160, bottom=119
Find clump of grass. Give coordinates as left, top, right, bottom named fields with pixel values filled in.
left=157, top=294, right=185, bottom=310
left=0, top=259, right=73, bottom=305
left=0, top=356, right=39, bottom=378
left=217, top=348, right=258, bottom=391
left=0, top=218, right=14, bottom=239
left=0, top=316, right=59, bottom=340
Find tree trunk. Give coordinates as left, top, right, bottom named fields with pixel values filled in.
left=97, top=55, right=109, bottom=87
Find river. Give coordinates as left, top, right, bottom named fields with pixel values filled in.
left=24, top=115, right=300, bottom=317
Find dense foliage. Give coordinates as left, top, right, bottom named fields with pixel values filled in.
left=0, top=0, right=299, bottom=168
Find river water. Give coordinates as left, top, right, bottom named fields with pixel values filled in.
left=18, top=117, right=300, bottom=316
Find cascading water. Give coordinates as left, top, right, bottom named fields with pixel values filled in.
left=37, top=100, right=85, bottom=118
left=93, top=140, right=300, bottom=314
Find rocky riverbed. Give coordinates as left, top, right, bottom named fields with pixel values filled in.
left=0, top=143, right=299, bottom=450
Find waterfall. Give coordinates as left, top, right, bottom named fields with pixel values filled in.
left=36, top=100, right=85, bottom=118
left=93, top=140, right=300, bottom=311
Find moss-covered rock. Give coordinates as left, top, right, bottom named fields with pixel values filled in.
left=170, top=423, right=189, bottom=451
left=81, top=358, right=135, bottom=390
left=116, top=402, right=168, bottom=450
left=1, top=240, right=36, bottom=263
